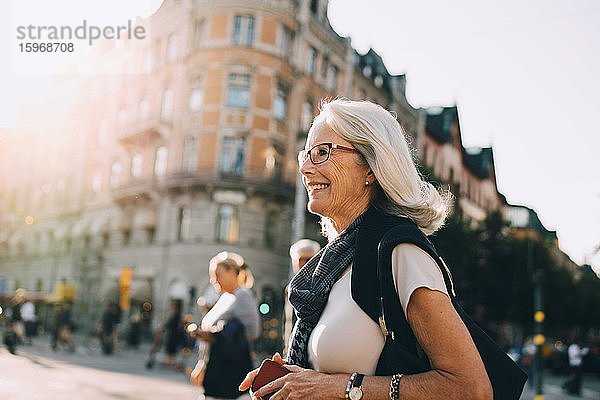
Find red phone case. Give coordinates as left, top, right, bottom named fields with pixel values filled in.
left=250, top=359, right=290, bottom=400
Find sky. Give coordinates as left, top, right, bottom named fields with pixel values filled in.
left=0, top=0, right=599, bottom=272
left=328, top=0, right=600, bottom=273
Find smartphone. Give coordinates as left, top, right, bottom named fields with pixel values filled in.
left=250, top=359, right=290, bottom=400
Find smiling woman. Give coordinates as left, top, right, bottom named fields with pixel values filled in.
left=238, top=99, right=516, bottom=400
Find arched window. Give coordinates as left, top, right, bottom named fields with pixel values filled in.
left=216, top=204, right=239, bottom=243
left=154, top=146, right=168, bottom=177
left=161, top=88, right=174, bottom=121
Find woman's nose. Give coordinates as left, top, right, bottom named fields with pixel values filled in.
left=299, top=158, right=314, bottom=176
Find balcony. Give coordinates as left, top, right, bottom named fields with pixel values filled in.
left=118, top=118, right=170, bottom=147
left=110, top=172, right=295, bottom=204
left=110, top=177, right=161, bottom=204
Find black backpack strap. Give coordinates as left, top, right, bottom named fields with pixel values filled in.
left=376, top=225, right=456, bottom=342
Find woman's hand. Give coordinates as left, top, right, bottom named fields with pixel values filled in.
left=189, top=361, right=205, bottom=387
left=239, top=352, right=286, bottom=392
left=250, top=366, right=346, bottom=400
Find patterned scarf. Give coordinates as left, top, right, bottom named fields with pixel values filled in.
left=287, top=213, right=365, bottom=368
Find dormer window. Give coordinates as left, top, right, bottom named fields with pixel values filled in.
left=362, top=65, right=372, bottom=77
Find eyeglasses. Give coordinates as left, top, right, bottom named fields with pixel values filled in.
left=297, top=142, right=358, bottom=166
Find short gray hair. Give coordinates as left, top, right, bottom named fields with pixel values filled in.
left=289, top=239, right=321, bottom=260
left=313, top=99, right=452, bottom=235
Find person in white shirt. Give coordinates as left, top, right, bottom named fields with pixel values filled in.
left=563, top=340, right=590, bottom=395
left=21, top=300, right=37, bottom=345
left=191, top=251, right=260, bottom=399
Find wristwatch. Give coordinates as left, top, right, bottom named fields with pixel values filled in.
left=348, top=373, right=365, bottom=400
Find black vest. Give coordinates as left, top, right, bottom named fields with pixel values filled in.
left=350, top=206, right=440, bottom=364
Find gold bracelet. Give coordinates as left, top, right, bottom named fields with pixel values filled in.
left=388, top=373, right=403, bottom=400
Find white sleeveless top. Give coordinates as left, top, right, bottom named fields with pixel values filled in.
left=307, top=243, right=449, bottom=374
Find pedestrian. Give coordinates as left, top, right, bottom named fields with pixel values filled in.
left=126, top=310, right=143, bottom=349
left=190, top=251, right=260, bottom=399
left=21, top=297, right=37, bottom=345
left=563, top=338, right=590, bottom=396
left=99, top=301, right=119, bottom=354
left=240, top=99, right=493, bottom=399
left=163, top=301, right=185, bottom=367
left=51, top=302, right=75, bottom=352
left=59, top=302, right=76, bottom=352
left=9, top=288, right=26, bottom=345
left=283, top=239, right=321, bottom=354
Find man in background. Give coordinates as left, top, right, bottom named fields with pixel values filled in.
left=282, top=239, right=321, bottom=354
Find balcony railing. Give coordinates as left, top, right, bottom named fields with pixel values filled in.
left=110, top=172, right=295, bottom=203
left=118, top=117, right=170, bottom=146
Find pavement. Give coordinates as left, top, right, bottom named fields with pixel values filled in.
left=519, top=374, right=600, bottom=400
left=3, top=333, right=599, bottom=399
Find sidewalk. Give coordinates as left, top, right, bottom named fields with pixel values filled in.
left=13, top=333, right=600, bottom=399
left=520, top=373, right=600, bottom=400
left=13, top=332, right=192, bottom=384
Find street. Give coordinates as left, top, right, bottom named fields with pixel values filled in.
left=1, top=334, right=599, bottom=400
left=0, top=334, right=199, bottom=400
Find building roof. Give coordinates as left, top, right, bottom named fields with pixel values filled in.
left=355, top=48, right=396, bottom=95
left=424, top=106, right=457, bottom=144
left=463, top=147, right=494, bottom=180
left=505, top=204, right=558, bottom=242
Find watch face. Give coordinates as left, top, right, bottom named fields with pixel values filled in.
left=349, top=387, right=363, bottom=400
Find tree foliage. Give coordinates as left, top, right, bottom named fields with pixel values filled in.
left=431, top=211, right=600, bottom=340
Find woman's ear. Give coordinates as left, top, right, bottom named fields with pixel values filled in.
left=366, top=169, right=376, bottom=183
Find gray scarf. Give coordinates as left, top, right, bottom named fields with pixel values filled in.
left=287, top=213, right=364, bottom=368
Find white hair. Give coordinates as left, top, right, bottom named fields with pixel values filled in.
left=313, top=99, right=452, bottom=236
left=289, top=239, right=321, bottom=259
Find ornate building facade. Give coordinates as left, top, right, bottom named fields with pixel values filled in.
left=0, top=0, right=420, bottom=330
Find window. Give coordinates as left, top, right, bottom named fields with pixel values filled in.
left=264, top=210, right=278, bottom=248
left=110, top=161, right=122, bottom=188
left=374, top=75, right=383, bottom=88
left=278, top=25, right=292, bottom=59
left=273, top=86, right=287, bottom=120
left=178, top=207, right=192, bottom=242
left=189, top=86, right=203, bottom=112
left=265, top=147, right=282, bottom=179
left=138, top=99, right=149, bottom=121
left=216, top=204, right=239, bottom=243
left=161, top=88, right=174, bottom=121
left=131, top=152, right=143, bottom=178
left=307, top=47, right=317, bottom=75
left=182, top=136, right=198, bottom=173
left=327, top=65, right=338, bottom=92
left=91, top=172, right=102, bottom=192
left=194, top=19, right=205, bottom=48
left=166, top=34, right=177, bottom=62
left=310, top=0, right=319, bottom=15
left=226, top=73, right=250, bottom=109
left=233, top=15, right=255, bottom=46
left=321, top=56, right=329, bottom=78
left=219, top=137, right=245, bottom=176
left=154, top=146, right=168, bottom=177
left=153, top=38, right=162, bottom=67
left=301, top=101, right=313, bottom=132
left=98, top=118, right=108, bottom=145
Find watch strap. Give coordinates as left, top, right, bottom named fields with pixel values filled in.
left=352, top=373, right=365, bottom=388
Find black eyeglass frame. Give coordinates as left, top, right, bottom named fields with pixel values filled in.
left=297, top=142, right=358, bottom=166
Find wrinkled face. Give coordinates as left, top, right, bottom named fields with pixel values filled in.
left=299, top=121, right=371, bottom=221
left=209, top=264, right=237, bottom=294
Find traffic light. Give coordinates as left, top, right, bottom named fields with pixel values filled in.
left=257, top=286, right=283, bottom=354
left=259, top=302, right=271, bottom=315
